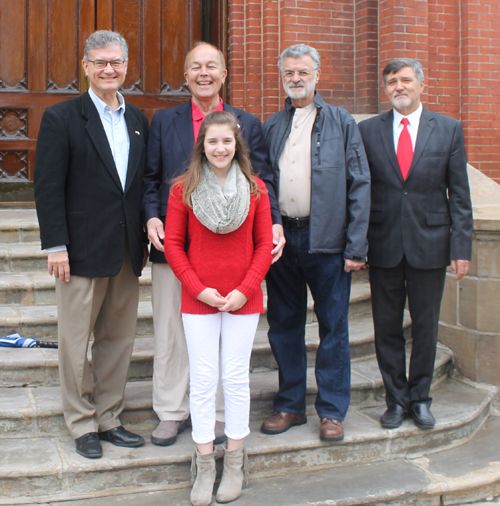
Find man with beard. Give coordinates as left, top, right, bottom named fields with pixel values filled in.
left=260, top=44, right=371, bottom=441
left=358, top=58, right=472, bottom=430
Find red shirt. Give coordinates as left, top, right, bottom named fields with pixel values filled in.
left=164, top=178, right=273, bottom=315
left=192, top=98, right=224, bottom=142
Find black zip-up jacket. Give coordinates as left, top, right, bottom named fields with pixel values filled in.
left=263, top=92, right=371, bottom=260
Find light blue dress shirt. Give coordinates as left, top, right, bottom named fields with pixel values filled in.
left=46, top=89, right=130, bottom=253
left=88, top=87, right=130, bottom=190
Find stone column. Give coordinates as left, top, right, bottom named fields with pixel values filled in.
left=439, top=166, right=500, bottom=387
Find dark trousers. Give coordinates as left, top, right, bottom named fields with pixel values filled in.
left=266, top=225, right=351, bottom=421
left=369, top=257, right=447, bottom=411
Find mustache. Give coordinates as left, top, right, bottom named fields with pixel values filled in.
left=288, top=83, right=306, bottom=89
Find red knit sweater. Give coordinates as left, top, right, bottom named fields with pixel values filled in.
left=164, top=178, right=274, bottom=315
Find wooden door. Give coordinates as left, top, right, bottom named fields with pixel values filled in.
left=0, top=0, right=227, bottom=203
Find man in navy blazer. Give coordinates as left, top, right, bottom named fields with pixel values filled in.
left=358, top=58, right=473, bottom=430
left=142, top=42, right=283, bottom=447
left=35, top=31, right=148, bottom=459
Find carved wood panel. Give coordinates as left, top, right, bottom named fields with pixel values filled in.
left=0, top=110, right=28, bottom=138
left=0, top=151, right=29, bottom=180
left=0, top=0, right=28, bottom=90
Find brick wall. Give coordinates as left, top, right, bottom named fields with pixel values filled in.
left=228, top=0, right=500, bottom=184
left=354, top=0, right=379, bottom=113
left=427, top=0, right=460, bottom=118
left=229, top=0, right=357, bottom=120
left=460, top=0, right=500, bottom=182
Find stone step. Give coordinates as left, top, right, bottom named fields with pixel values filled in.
left=0, top=268, right=153, bottom=305
left=0, top=310, right=404, bottom=388
left=0, top=242, right=48, bottom=272
left=0, top=209, right=40, bottom=244
left=0, top=281, right=372, bottom=340
left=0, top=345, right=451, bottom=438
left=63, top=413, right=500, bottom=506
left=0, top=377, right=495, bottom=505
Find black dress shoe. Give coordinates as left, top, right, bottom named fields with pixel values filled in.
left=411, top=403, right=436, bottom=429
left=380, top=405, right=406, bottom=429
left=99, top=426, right=145, bottom=447
left=75, top=432, right=102, bottom=459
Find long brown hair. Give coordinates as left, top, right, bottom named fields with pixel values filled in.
left=172, top=110, right=265, bottom=207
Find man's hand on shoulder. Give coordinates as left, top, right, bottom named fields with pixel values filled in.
left=147, top=217, right=165, bottom=252
left=48, top=251, right=70, bottom=282
left=344, top=259, right=367, bottom=273
left=271, top=224, right=286, bottom=264
left=452, top=259, right=470, bottom=281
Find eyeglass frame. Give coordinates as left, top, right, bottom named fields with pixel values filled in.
left=86, top=59, right=127, bottom=69
left=281, top=69, right=316, bottom=79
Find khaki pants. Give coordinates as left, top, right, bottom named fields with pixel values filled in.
left=56, top=252, right=139, bottom=439
left=151, top=263, right=224, bottom=422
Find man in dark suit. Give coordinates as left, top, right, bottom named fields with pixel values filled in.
left=34, top=30, right=148, bottom=458
left=358, top=58, right=473, bottom=430
left=142, top=42, right=283, bottom=447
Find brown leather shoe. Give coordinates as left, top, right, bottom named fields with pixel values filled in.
left=319, top=418, right=344, bottom=441
left=260, top=412, right=307, bottom=435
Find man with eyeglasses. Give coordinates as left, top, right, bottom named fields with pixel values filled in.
left=142, top=42, right=283, bottom=448
left=260, top=44, right=370, bottom=441
left=34, top=30, right=148, bottom=459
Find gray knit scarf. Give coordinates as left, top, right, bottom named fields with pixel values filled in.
left=191, top=159, right=250, bottom=234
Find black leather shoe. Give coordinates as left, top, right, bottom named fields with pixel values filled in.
left=75, top=432, right=102, bottom=459
left=99, top=426, right=145, bottom=447
left=380, top=405, right=406, bottom=429
left=411, top=403, right=436, bottom=430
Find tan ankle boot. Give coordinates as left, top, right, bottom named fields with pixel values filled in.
left=190, top=448, right=216, bottom=506
left=215, top=445, right=248, bottom=503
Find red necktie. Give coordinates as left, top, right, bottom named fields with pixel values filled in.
left=397, top=118, right=413, bottom=180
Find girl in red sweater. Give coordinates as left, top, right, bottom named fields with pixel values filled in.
left=164, top=111, right=273, bottom=506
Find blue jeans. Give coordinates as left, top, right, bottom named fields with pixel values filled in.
left=266, top=225, right=351, bottom=421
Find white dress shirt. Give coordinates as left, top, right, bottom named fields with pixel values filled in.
left=392, top=103, right=423, bottom=152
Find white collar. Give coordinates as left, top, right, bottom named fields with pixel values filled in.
left=393, top=103, right=422, bottom=127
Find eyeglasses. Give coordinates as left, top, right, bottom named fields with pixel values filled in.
left=282, top=70, right=313, bottom=79
left=87, top=59, right=126, bottom=69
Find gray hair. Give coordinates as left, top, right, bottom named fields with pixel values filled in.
left=382, top=58, right=424, bottom=86
left=84, top=30, right=128, bottom=61
left=278, top=44, right=321, bottom=72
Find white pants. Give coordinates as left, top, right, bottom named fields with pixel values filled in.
left=182, top=312, right=259, bottom=444
left=151, top=263, right=225, bottom=422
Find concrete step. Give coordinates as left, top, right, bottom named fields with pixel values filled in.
left=0, top=377, right=495, bottom=505
left=0, top=310, right=404, bottom=388
left=0, top=268, right=152, bottom=305
left=0, top=345, right=451, bottom=438
left=0, top=281, right=372, bottom=340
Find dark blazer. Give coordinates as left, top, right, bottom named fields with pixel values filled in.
left=358, top=107, right=473, bottom=270
left=34, top=91, right=149, bottom=277
left=142, top=100, right=280, bottom=264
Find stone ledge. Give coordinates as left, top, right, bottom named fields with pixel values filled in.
left=469, top=165, right=500, bottom=232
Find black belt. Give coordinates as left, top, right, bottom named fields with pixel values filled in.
left=281, top=216, right=310, bottom=229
